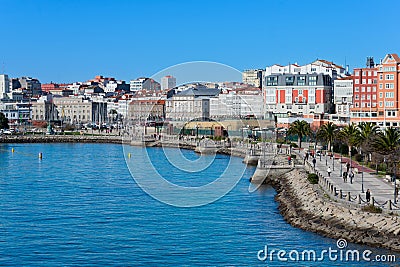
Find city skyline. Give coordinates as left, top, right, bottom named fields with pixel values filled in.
left=1, top=0, right=400, bottom=83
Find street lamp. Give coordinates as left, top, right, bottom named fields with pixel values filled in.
left=394, top=162, right=398, bottom=204
left=340, top=146, right=343, bottom=177
left=361, top=148, right=364, bottom=193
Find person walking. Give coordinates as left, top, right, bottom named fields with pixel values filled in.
left=348, top=170, right=354, bottom=184
left=343, top=171, right=348, bottom=183
left=312, top=157, right=316, bottom=169
left=327, top=166, right=331, bottom=177
left=288, top=155, right=292, bottom=165
left=366, top=189, right=371, bottom=203
left=346, top=162, right=350, bottom=173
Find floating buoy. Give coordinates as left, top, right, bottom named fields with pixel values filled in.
left=38, top=152, right=43, bottom=159
left=11, top=148, right=14, bottom=153
left=128, top=153, right=131, bottom=158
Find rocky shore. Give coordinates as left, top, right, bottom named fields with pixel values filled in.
left=272, top=168, right=400, bottom=252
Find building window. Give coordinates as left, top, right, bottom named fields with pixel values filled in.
left=308, top=76, right=317, bottom=85
left=355, top=79, right=359, bottom=84
left=379, top=102, right=383, bottom=107
left=385, top=83, right=394, bottom=89
left=367, top=87, right=371, bottom=92
left=362, top=79, right=366, bottom=84
left=386, top=74, right=394, bottom=80
left=379, top=92, right=383, bottom=98
left=385, top=92, right=394, bottom=98
left=372, top=95, right=376, bottom=100
left=372, top=86, right=376, bottom=92
left=355, top=87, right=359, bottom=92
left=298, top=89, right=303, bottom=95
left=361, top=87, right=365, bottom=92
left=297, top=76, right=305, bottom=86
left=379, top=74, right=383, bottom=80
left=355, top=71, right=359, bottom=76
left=355, top=94, right=359, bottom=100
left=379, top=84, right=383, bottom=89
left=367, top=95, right=371, bottom=100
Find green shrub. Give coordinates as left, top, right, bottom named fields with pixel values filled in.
left=361, top=205, right=382, bottom=213
left=307, top=173, right=319, bottom=184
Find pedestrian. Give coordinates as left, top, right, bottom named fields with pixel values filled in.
left=346, top=162, right=350, bottom=173
left=366, top=189, right=371, bottom=203
left=305, top=152, right=309, bottom=161
left=349, top=170, right=354, bottom=184
left=343, top=171, right=347, bottom=183
left=312, top=157, right=316, bottom=169
left=327, top=166, right=331, bottom=177
left=288, top=155, right=292, bottom=165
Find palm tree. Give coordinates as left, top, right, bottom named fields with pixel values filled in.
left=317, top=121, right=337, bottom=152
left=338, top=123, right=360, bottom=157
left=372, top=127, right=400, bottom=175
left=287, top=120, right=311, bottom=148
left=357, top=122, right=379, bottom=153
left=372, top=127, right=400, bottom=156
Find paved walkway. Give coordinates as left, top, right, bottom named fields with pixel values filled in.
left=297, top=149, right=397, bottom=205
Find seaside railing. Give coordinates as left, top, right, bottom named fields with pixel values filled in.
left=299, top=152, right=400, bottom=214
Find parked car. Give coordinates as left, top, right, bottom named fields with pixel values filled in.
left=3, top=129, right=13, bottom=135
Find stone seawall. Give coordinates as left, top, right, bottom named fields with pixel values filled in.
left=271, top=169, right=400, bottom=252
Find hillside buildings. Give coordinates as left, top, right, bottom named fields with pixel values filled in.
left=130, top=77, right=160, bottom=91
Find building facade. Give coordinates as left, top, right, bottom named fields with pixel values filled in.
left=376, top=54, right=400, bottom=128
left=165, top=87, right=220, bottom=121
left=263, top=73, right=333, bottom=119
left=333, top=77, right=353, bottom=121
left=129, top=99, right=165, bottom=121
left=209, top=88, right=263, bottom=119
left=242, top=69, right=264, bottom=88
left=0, top=74, right=10, bottom=99
left=350, top=59, right=378, bottom=124
left=161, top=76, right=176, bottom=91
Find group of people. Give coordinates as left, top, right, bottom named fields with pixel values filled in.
left=304, top=150, right=372, bottom=203
left=342, top=162, right=355, bottom=184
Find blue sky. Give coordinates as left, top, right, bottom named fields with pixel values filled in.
left=1, top=0, right=399, bottom=83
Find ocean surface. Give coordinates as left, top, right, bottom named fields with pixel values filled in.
left=0, top=143, right=398, bottom=266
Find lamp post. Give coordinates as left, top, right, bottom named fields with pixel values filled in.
left=361, top=149, right=364, bottom=193
left=325, top=149, right=328, bottom=166
left=332, top=150, right=335, bottom=171
left=394, top=161, right=398, bottom=204
left=340, top=147, right=343, bottom=177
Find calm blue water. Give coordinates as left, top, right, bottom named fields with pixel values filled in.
left=0, top=143, right=398, bottom=266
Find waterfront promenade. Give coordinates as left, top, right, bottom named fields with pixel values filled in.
left=297, top=148, right=398, bottom=208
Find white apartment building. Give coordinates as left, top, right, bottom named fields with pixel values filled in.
left=0, top=74, right=10, bottom=99
left=333, top=77, right=353, bottom=120
left=161, top=75, right=176, bottom=90
left=209, top=89, right=264, bottom=119
left=165, top=87, right=220, bottom=121
left=264, top=59, right=346, bottom=80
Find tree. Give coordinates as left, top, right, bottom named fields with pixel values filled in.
left=372, top=127, right=400, bottom=174
left=317, top=121, right=337, bottom=152
left=287, top=120, right=311, bottom=148
left=0, top=112, right=9, bottom=129
left=357, top=122, right=379, bottom=151
left=338, top=123, right=360, bottom=157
